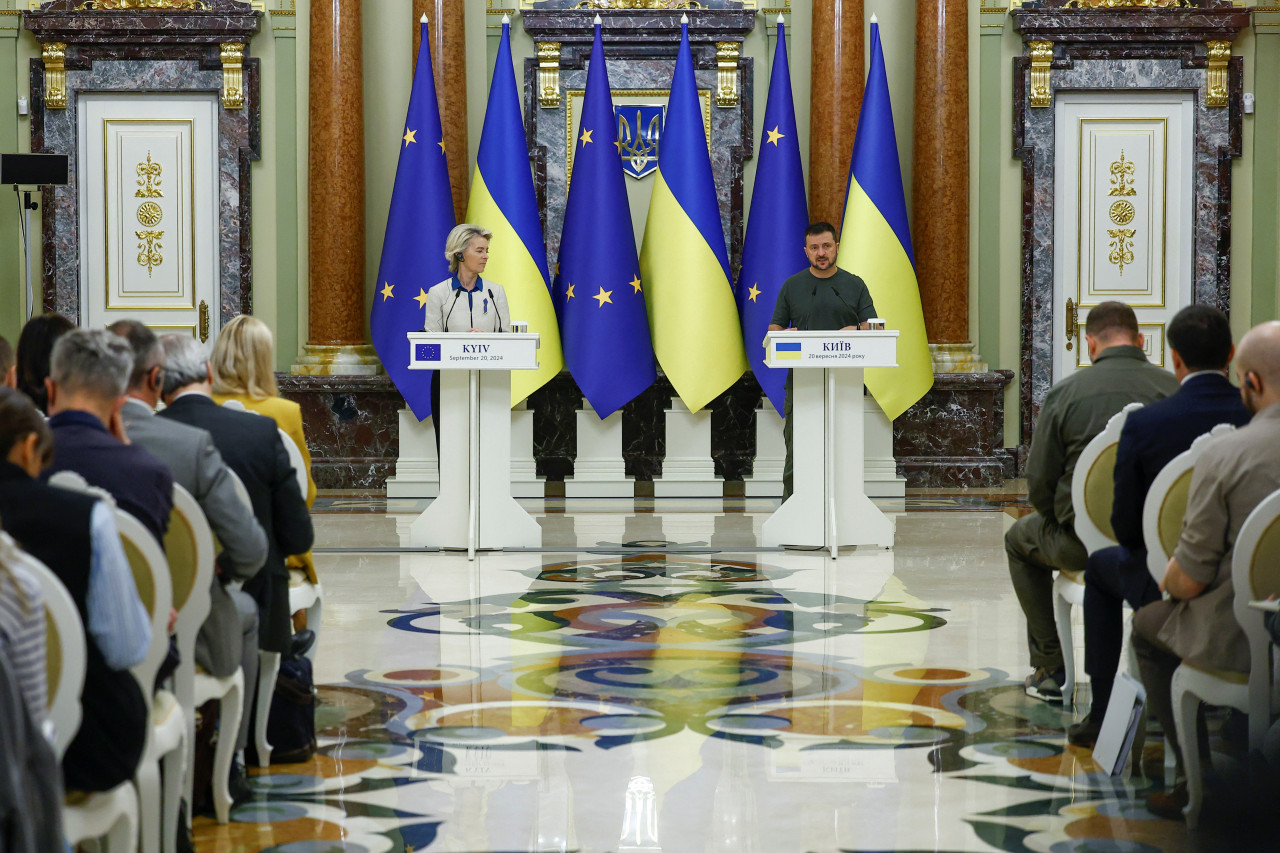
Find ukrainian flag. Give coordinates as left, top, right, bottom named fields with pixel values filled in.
left=638, top=17, right=748, bottom=413
left=370, top=16, right=455, bottom=420
left=837, top=19, right=933, bottom=421
left=466, top=16, right=564, bottom=405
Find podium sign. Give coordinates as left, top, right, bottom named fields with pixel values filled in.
left=762, top=330, right=899, bottom=555
left=407, top=332, right=539, bottom=371
left=403, top=332, right=541, bottom=555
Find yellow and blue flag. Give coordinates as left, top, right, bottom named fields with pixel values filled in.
left=554, top=23, right=656, bottom=418
left=638, top=18, right=748, bottom=413
left=466, top=17, right=564, bottom=405
left=371, top=17, right=455, bottom=420
left=737, top=18, right=807, bottom=416
left=837, top=20, right=933, bottom=421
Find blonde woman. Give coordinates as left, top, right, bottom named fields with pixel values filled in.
left=211, top=315, right=317, bottom=584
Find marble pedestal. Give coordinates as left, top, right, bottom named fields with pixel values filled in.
left=276, top=374, right=402, bottom=490
left=385, top=409, right=439, bottom=499
left=743, top=405, right=784, bottom=497
left=566, top=401, right=634, bottom=498
left=893, top=370, right=1016, bottom=487
left=511, top=401, right=544, bottom=499
left=653, top=401, right=722, bottom=497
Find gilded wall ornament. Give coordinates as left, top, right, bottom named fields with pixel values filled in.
left=1028, top=41, right=1053, bottom=108
left=1063, top=0, right=1189, bottom=8
left=42, top=42, right=67, bottom=110
left=573, top=1, right=701, bottom=8
left=135, top=201, right=163, bottom=227
left=1108, top=229, right=1135, bottom=274
left=135, top=152, right=163, bottom=198
left=78, top=1, right=211, bottom=10
left=1108, top=151, right=1136, bottom=197
left=136, top=230, right=164, bottom=277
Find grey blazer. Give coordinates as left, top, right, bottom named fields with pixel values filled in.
left=422, top=277, right=512, bottom=333
left=122, top=399, right=268, bottom=676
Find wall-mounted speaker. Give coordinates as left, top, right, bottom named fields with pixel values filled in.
left=1, top=153, right=69, bottom=186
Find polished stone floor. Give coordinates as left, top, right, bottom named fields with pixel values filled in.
left=192, top=492, right=1270, bottom=853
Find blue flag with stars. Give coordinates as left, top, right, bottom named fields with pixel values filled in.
left=553, top=23, right=656, bottom=417
left=737, top=19, right=808, bottom=416
left=370, top=18, right=456, bottom=420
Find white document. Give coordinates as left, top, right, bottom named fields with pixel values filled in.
left=1092, top=671, right=1146, bottom=776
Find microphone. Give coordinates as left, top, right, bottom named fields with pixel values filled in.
left=488, top=288, right=505, bottom=332
left=443, top=288, right=463, bottom=330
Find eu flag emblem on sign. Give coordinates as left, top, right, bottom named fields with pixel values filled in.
left=615, top=104, right=664, bottom=179
left=415, top=344, right=440, bottom=362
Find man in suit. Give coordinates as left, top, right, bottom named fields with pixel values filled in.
left=1134, top=320, right=1280, bottom=817
left=1069, top=305, right=1250, bottom=746
left=155, top=333, right=313, bottom=661
left=43, top=329, right=173, bottom=544
left=110, top=320, right=268, bottom=763
left=1007, top=302, right=1180, bottom=703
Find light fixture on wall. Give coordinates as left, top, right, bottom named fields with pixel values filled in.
left=1, top=153, right=69, bottom=321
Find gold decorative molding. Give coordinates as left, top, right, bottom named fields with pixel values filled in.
left=573, top=1, right=702, bottom=8
left=78, top=0, right=211, bottom=9
left=1205, top=40, right=1230, bottom=108
left=537, top=41, right=561, bottom=109
left=220, top=42, right=244, bottom=110
left=1107, top=228, right=1135, bottom=275
left=715, top=41, right=739, bottom=108
left=1028, top=40, right=1053, bottom=108
left=1063, top=0, right=1188, bottom=7
left=135, top=229, right=164, bottom=277
left=1108, top=150, right=1136, bottom=196
left=42, top=42, right=67, bottom=110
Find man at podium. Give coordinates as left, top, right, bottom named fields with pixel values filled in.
left=767, top=222, right=879, bottom=499
left=421, top=224, right=512, bottom=449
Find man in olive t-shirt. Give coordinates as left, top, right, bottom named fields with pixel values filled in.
left=768, top=222, right=878, bottom=500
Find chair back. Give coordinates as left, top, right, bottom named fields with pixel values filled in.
left=1231, top=487, right=1280, bottom=751
left=0, top=532, right=85, bottom=759
left=1142, top=423, right=1237, bottom=584
left=164, top=484, right=214, bottom=719
left=1071, top=403, right=1141, bottom=554
left=115, top=509, right=173, bottom=738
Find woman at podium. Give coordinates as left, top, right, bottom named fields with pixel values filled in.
left=421, top=223, right=513, bottom=450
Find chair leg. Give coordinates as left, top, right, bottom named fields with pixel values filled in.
left=1053, top=587, right=1076, bottom=707
left=136, top=757, right=161, bottom=853
left=305, top=597, right=322, bottom=661
left=161, top=737, right=186, bottom=853
left=1173, top=672, right=1202, bottom=828
left=256, top=651, right=281, bottom=768
left=213, top=672, right=244, bottom=824
left=104, top=800, right=138, bottom=853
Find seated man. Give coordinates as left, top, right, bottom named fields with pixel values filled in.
left=0, top=386, right=151, bottom=792
left=157, top=334, right=313, bottom=664
left=110, top=320, right=268, bottom=767
left=1134, top=320, right=1280, bottom=818
left=1070, top=305, right=1250, bottom=746
left=1008, top=301, right=1179, bottom=703
left=43, top=329, right=173, bottom=544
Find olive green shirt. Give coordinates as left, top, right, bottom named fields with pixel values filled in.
left=1161, top=402, right=1280, bottom=672
left=1026, top=345, right=1179, bottom=528
left=769, top=268, right=877, bottom=331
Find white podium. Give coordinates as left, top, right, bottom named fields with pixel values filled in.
left=761, top=331, right=898, bottom=557
left=405, top=332, right=542, bottom=556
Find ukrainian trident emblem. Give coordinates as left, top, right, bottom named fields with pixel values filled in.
left=615, top=104, right=665, bottom=179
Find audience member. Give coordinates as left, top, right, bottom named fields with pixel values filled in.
left=212, top=315, right=319, bottom=589
left=158, top=334, right=313, bottom=660
left=0, top=536, right=46, bottom=726
left=110, top=320, right=268, bottom=761
left=0, top=334, right=15, bottom=387
left=14, top=313, right=73, bottom=413
left=0, top=386, right=150, bottom=792
left=43, top=329, right=173, bottom=543
left=1134, top=320, right=1280, bottom=818
left=1069, top=305, right=1251, bottom=746
left=1007, top=301, right=1179, bottom=703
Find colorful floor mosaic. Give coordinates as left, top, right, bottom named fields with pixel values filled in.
left=192, top=505, right=1271, bottom=852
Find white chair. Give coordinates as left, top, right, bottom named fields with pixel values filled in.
left=1063, top=403, right=1141, bottom=705
left=167, top=484, right=243, bottom=826
left=1173, top=487, right=1280, bottom=827
left=115, top=508, right=179, bottom=853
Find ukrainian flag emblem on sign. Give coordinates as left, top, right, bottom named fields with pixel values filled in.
left=775, top=341, right=802, bottom=360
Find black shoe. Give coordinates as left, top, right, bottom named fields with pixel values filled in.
left=1068, top=711, right=1104, bottom=748
left=176, top=803, right=196, bottom=853
left=289, top=628, right=316, bottom=660
left=1146, top=781, right=1188, bottom=820
left=1024, top=667, right=1066, bottom=703
left=228, top=760, right=252, bottom=805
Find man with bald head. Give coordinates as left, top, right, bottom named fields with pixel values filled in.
left=1133, top=320, right=1280, bottom=818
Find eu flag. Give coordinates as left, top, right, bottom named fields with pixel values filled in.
left=737, top=17, right=808, bottom=416
left=371, top=17, right=455, bottom=420
left=553, top=23, right=656, bottom=418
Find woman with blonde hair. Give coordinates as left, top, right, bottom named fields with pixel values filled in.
left=211, top=315, right=318, bottom=584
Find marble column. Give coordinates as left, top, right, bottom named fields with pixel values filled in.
left=808, top=0, right=864, bottom=229
left=412, top=0, right=468, bottom=223
left=295, top=0, right=380, bottom=375
left=912, top=0, right=984, bottom=373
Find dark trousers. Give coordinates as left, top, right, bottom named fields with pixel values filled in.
left=1005, top=511, right=1088, bottom=670
left=430, top=369, right=441, bottom=457
left=1132, top=598, right=1207, bottom=777
left=782, top=371, right=793, bottom=501
left=1083, top=545, right=1161, bottom=714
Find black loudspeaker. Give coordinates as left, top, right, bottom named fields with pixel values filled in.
left=1, top=153, right=69, bottom=186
